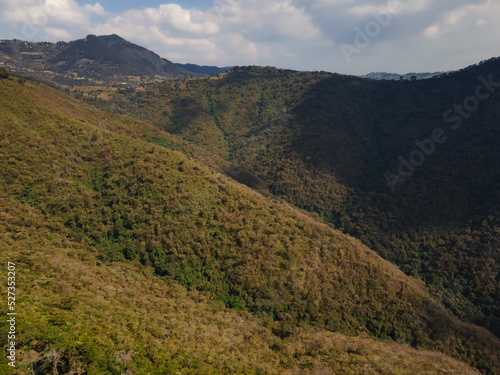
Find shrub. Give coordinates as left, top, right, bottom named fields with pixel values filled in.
left=0, top=66, right=9, bottom=79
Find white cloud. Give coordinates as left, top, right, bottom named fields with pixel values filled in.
left=141, top=4, right=218, bottom=34
left=84, top=3, right=109, bottom=17
left=225, top=0, right=322, bottom=42
left=0, top=0, right=109, bottom=41
left=423, top=25, right=439, bottom=38
left=148, top=26, right=216, bottom=51
left=44, top=26, right=71, bottom=39
left=444, top=7, right=467, bottom=26
left=226, top=33, right=258, bottom=56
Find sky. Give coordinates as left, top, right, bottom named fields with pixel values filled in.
left=0, top=0, right=499, bottom=75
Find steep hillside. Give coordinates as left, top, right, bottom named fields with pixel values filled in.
left=80, top=61, right=500, bottom=337
left=1, top=74, right=500, bottom=373
left=0, top=196, right=483, bottom=375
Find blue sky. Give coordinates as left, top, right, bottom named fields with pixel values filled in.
left=1, top=0, right=499, bottom=75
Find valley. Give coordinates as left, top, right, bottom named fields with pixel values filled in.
left=0, top=36, right=499, bottom=374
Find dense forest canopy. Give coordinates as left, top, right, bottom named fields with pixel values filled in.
left=79, top=59, right=500, bottom=339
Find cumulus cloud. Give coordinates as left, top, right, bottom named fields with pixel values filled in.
left=0, top=0, right=499, bottom=74
left=44, top=26, right=71, bottom=39
left=120, top=4, right=219, bottom=35
left=0, top=0, right=107, bottom=41
left=83, top=2, right=109, bottom=17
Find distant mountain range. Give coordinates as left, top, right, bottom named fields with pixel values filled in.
left=0, top=34, right=230, bottom=85
left=361, top=71, right=448, bottom=80
left=0, top=33, right=461, bottom=86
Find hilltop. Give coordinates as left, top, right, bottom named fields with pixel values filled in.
left=173, top=62, right=231, bottom=76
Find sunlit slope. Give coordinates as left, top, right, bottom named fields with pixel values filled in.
left=0, top=196, right=483, bottom=375
left=0, top=77, right=499, bottom=373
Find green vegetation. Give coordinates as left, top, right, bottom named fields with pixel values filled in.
left=0, top=66, right=9, bottom=79
left=0, top=196, right=483, bottom=375
left=80, top=62, right=500, bottom=339
left=1, top=76, right=500, bottom=373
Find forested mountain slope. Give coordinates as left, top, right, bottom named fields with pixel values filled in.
left=83, top=61, right=500, bottom=338
left=1, top=72, right=500, bottom=373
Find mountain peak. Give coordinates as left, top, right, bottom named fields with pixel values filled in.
left=85, top=34, right=122, bottom=40
left=79, top=33, right=139, bottom=49
left=0, top=34, right=200, bottom=85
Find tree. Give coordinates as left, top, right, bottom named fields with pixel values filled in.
left=0, top=67, right=9, bottom=79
